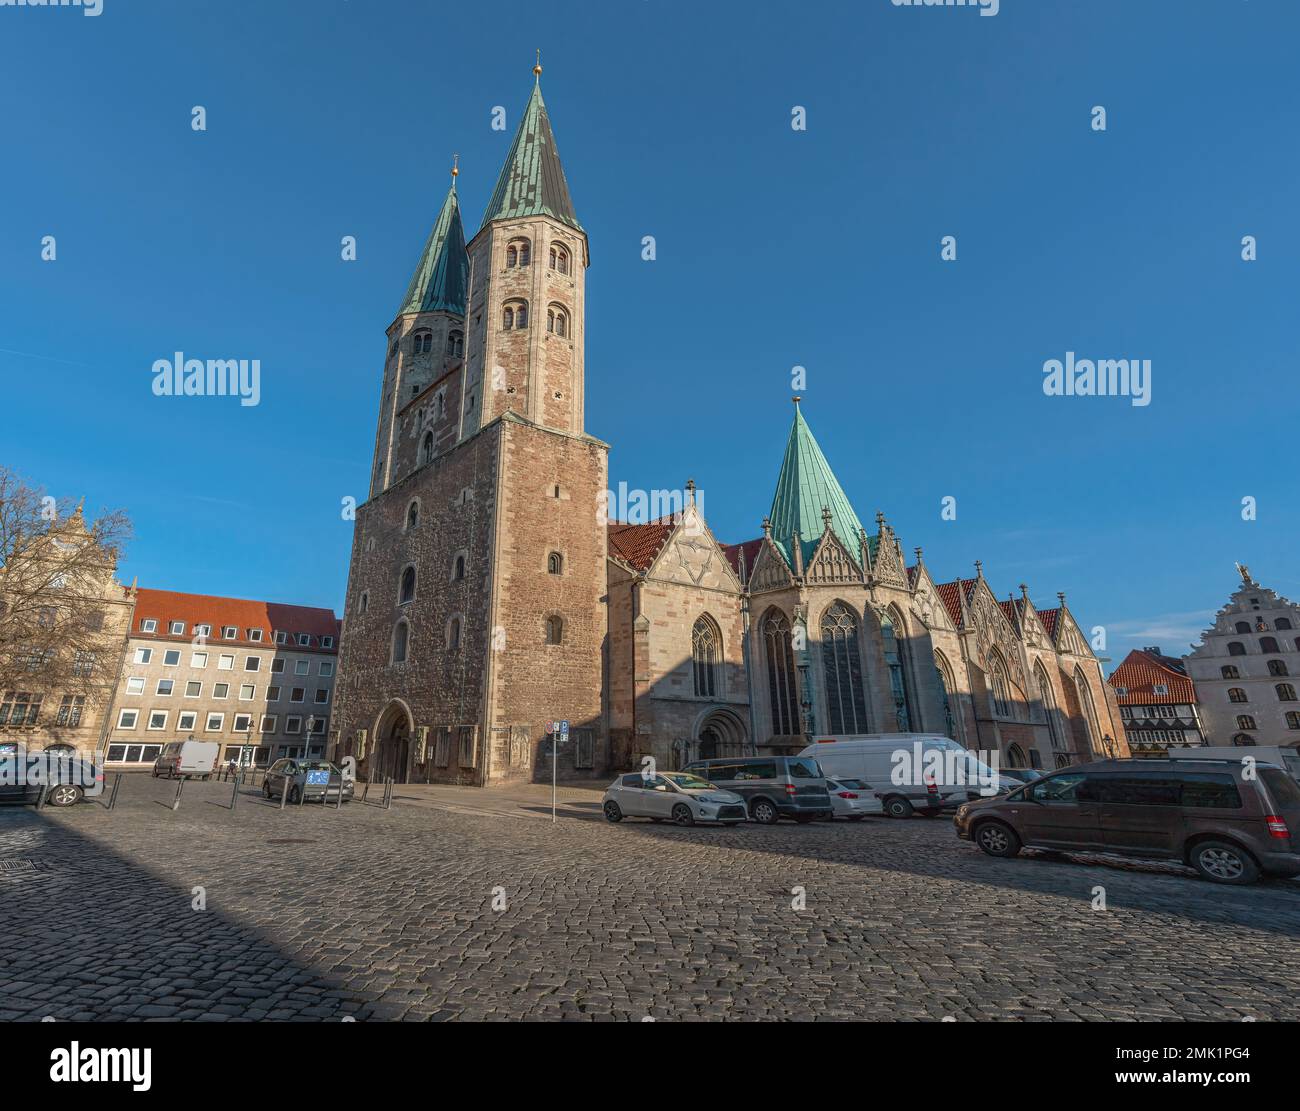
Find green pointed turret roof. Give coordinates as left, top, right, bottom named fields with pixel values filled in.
left=480, top=81, right=581, bottom=232
left=397, top=183, right=468, bottom=317
left=768, top=400, right=866, bottom=568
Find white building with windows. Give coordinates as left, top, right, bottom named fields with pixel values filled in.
left=1184, top=565, right=1300, bottom=747
left=104, top=589, right=340, bottom=771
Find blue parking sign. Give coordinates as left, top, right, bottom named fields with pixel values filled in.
left=306, top=769, right=330, bottom=786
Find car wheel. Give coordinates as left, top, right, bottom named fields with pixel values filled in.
left=262, top=781, right=272, bottom=799
left=288, top=786, right=301, bottom=805
left=671, top=803, right=695, bottom=827
left=1191, top=840, right=1259, bottom=885
left=883, top=796, right=914, bottom=819
left=751, top=799, right=780, bottom=825
left=974, top=820, right=1021, bottom=858
left=603, top=800, right=623, bottom=823
left=47, top=784, right=83, bottom=808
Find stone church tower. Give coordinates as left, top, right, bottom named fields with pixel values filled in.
left=332, top=66, right=608, bottom=786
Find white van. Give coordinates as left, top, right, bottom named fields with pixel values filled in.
left=152, top=740, right=219, bottom=780
left=797, top=734, right=1019, bottom=818
left=1170, top=745, right=1300, bottom=784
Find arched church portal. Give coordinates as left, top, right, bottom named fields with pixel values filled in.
left=374, top=701, right=414, bottom=784
left=691, top=708, right=748, bottom=764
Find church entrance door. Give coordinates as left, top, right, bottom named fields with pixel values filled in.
left=374, top=703, right=413, bottom=784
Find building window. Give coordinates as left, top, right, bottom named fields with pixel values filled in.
left=1221, top=665, right=1240, bottom=679
left=399, top=566, right=416, bottom=604
left=546, top=306, right=568, bottom=337
left=117, top=708, right=138, bottom=730
left=140, top=619, right=157, bottom=633
left=195, top=624, right=211, bottom=639
left=147, top=711, right=168, bottom=731
left=761, top=609, right=798, bottom=736
left=881, top=609, right=913, bottom=731
left=1035, top=662, right=1063, bottom=752
left=1235, top=621, right=1251, bottom=634
left=55, top=695, right=84, bottom=727
left=1275, top=617, right=1293, bottom=630
left=358, top=592, right=369, bottom=616
left=406, top=500, right=420, bottom=531
left=298, top=634, right=311, bottom=648
left=413, top=330, right=433, bottom=355
left=549, top=245, right=569, bottom=274
left=156, top=679, right=174, bottom=697
left=185, top=681, right=202, bottom=697
left=177, top=711, right=197, bottom=732
left=1236, top=715, right=1257, bottom=730
left=1260, top=636, right=1280, bottom=654
left=448, top=616, right=462, bottom=650
left=267, top=686, right=281, bottom=702
left=1074, top=667, right=1102, bottom=754
left=1228, top=688, right=1248, bottom=703
left=544, top=615, right=563, bottom=645
left=286, top=716, right=302, bottom=735
left=206, top=713, right=224, bottom=732
left=274, top=631, right=287, bottom=645
left=421, top=431, right=434, bottom=464
left=134, top=647, right=152, bottom=665
left=547, top=552, right=563, bottom=575
left=692, top=615, right=721, bottom=699
left=820, top=601, right=868, bottom=734
left=446, top=330, right=464, bottom=358
left=1228, top=641, right=1246, bottom=656
left=506, top=238, right=530, bottom=268
left=937, top=653, right=962, bottom=743
left=392, top=621, right=409, bottom=664
left=213, top=683, right=229, bottom=699
left=222, top=626, right=237, bottom=640
left=169, top=620, right=185, bottom=635
left=1287, top=712, right=1300, bottom=730
left=987, top=652, right=1012, bottom=719
left=503, top=300, right=528, bottom=330
left=1277, top=684, right=1298, bottom=702
left=295, top=660, right=309, bottom=676
left=1268, top=659, right=1289, bottom=677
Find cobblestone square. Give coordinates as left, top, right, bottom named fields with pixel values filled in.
left=1, top=775, right=1298, bottom=1022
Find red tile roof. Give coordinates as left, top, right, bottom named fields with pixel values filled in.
left=130, top=588, right=341, bottom=652
left=934, top=579, right=975, bottom=629
left=722, top=538, right=765, bottom=586
left=1107, top=648, right=1197, bottom=705
left=607, top=519, right=676, bottom=571
left=1037, top=607, right=1060, bottom=639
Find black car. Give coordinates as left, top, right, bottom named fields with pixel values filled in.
left=0, top=754, right=103, bottom=807
left=680, top=756, right=832, bottom=823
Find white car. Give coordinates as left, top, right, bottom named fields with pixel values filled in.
left=602, top=771, right=748, bottom=827
left=825, top=775, right=882, bottom=820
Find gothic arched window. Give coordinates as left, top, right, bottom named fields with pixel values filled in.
left=545, top=615, right=563, bottom=645
left=881, top=609, right=912, bottom=731
left=399, top=566, right=416, bottom=605
left=391, top=620, right=409, bottom=665
left=452, top=554, right=465, bottom=582
left=692, top=615, right=721, bottom=699
left=762, top=609, right=798, bottom=736
left=820, top=601, right=868, bottom=734
left=988, top=652, right=1012, bottom=718
left=421, top=431, right=434, bottom=464
left=1035, top=662, right=1064, bottom=753
left=406, top=500, right=419, bottom=531
left=936, top=651, right=962, bottom=742
left=1074, top=667, right=1102, bottom=754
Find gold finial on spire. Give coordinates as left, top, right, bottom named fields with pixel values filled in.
left=451, top=152, right=459, bottom=183
left=534, top=49, right=542, bottom=79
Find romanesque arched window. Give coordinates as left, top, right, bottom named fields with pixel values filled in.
left=413, top=330, right=433, bottom=355
left=406, top=500, right=419, bottom=531
left=506, top=239, right=531, bottom=268
left=881, top=608, right=912, bottom=731
left=937, top=650, right=963, bottom=743
left=503, top=300, right=528, bottom=330
left=452, top=554, right=465, bottom=582
left=548, top=552, right=563, bottom=575
left=762, top=609, right=798, bottom=736
left=1269, top=659, right=1289, bottom=677
left=550, top=244, right=569, bottom=274
left=820, top=601, right=868, bottom=734
left=391, top=620, right=409, bottom=664
left=545, top=615, right=563, bottom=645
left=399, top=566, right=416, bottom=605
left=547, top=305, right=568, bottom=338
left=692, top=615, right=721, bottom=699
left=446, top=330, right=463, bottom=358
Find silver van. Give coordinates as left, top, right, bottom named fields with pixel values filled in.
left=680, top=756, right=832, bottom=824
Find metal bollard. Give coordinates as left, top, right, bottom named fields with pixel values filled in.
left=35, top=785, right=48, bottom=811
left=362, top=778, right=371, bottom=804
left=279, top=776, right=289, bottom=811
left=297, top=779, right=305, bottom=807
left=230, top=776, right=239, bottom=812
left=171, top=777, right=185, bottom=811
left=384, top=777, right=393, bottom=809
left=107, top=773, right=122, bottom=811
left=335, top=778, right=345, bottom=811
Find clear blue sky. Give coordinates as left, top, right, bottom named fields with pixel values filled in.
left=3, top=0, right=1298, bottom=668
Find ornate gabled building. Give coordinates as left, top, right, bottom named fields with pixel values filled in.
left=605, top=400, right=1127, bottom=775
left=1107, top=646, right=1205, bottom=754
left=332, top=65, right=1127, bottom=787
left=1184, top=565, right=1300, bottom=746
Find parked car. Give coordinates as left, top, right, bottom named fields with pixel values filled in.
left=954, top=758, right=1300, bottom=885
left=602, top=771, right=747, bottom=826
left=0, top=753, right=102, bottom=807
left=800, top=735, right=1018, bottom=819
left=262, top=759, right=354, bottom=805
left=152, top=740, right=219, bottom=781
left=681, top=756, right=833, bottom=823
left=824, top=776, right=881, bottom=820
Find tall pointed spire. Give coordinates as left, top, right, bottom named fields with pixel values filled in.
left=767, top=399, right=866, bottom=568
left=480, top=67, right=581, bottom=232
left=397, top=172, right=468, bottom=318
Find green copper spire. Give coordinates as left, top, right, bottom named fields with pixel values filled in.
left=480, top=77, right=581, bottom=232
left=768, top=399, right=866, bottom=568
left=397, top=177, right=468, bottom=318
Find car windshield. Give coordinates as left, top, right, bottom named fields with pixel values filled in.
left=301, top=762, right=336, bottom=773
left=664, top=773, right=715, bottom=790
left=786, top=758, right=822, bottom=779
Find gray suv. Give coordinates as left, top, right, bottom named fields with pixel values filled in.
left=954, top=758, right=1300, bottom=884
left=681, top=756, right=832, bottom=824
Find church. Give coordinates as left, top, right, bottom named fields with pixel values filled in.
left=330, top=65, right=1128, bottom=786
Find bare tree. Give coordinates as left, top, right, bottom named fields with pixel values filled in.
left=0, top=467, right=133, bottom=723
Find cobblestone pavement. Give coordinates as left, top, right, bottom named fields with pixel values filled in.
left=1, top=774, right=1299, bottom=1022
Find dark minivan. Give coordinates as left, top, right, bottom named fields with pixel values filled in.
left=681, top=756, right=832, bottom=824
left=954, top=758, right=1300, bottom=885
